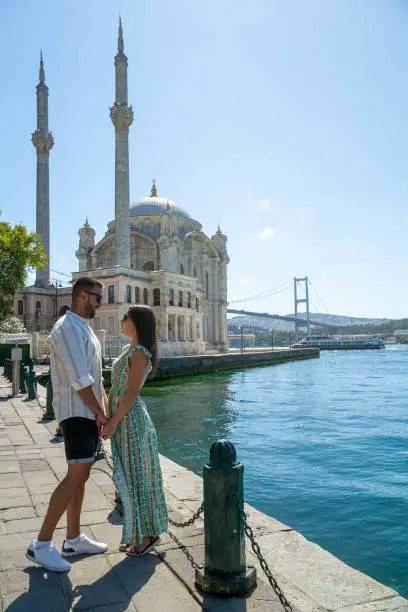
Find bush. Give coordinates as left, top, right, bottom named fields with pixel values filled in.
left=0, top=317, right=26, bottom=333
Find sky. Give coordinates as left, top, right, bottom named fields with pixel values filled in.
left=1, top=0, right=408, bottom=319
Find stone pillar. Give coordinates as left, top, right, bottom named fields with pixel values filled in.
left=96, top=329, right=106, bottom=359
left=32, top=53, right=54, bottom=288
left=174, top=315, right=178, bottom=343
left=212, top=303, right=219, bottom=345
left=110, top=19, right=133, bottom=268
left=163, top=313, right=169, bottom=342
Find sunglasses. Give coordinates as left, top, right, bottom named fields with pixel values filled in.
left=85, top=291, right=102, bottom=305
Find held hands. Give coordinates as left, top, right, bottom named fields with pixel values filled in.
left=101, top=417, right=118, bottom=440
left=96, top=413, right=108, bottom=437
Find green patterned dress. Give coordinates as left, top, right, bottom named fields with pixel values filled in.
left=108, top=344, right=168, bottom=546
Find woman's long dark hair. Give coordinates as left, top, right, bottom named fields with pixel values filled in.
left=127, top=305, right=158, bottom=376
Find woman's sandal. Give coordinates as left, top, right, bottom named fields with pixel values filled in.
left=125, top=536, right=161, bottom=557
left=119, top=543, right=129, bottom=552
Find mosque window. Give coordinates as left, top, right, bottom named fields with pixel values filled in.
left=126, top=285, right=132, bottom=303
left=143, top=288, right=149, bottom=305
left=193, top=267, right=197, bottom=277
left=108, top=285, right=115, bottom=304
left=205, top=272, right=209, bottom=299
left=169, top=289, right=174, bottom=306
left=36, top=301, right=42, bottom=312
left=135, top=287, right=140, bottom=303
left=196, top=298, right=199, bottom=312
left=17, top=300, right=24, bottom=315
left=153, top=289, right=160, bottom=306
left=187, top=292, right=192, bottom=308
left=180, top=263, right=184, bottom=275
left=178, top=291, right=183, bottom=307
left=143, top=261, right=154, bottom=272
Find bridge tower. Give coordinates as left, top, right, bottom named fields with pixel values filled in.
left=294, top=277, right=310, bottom=339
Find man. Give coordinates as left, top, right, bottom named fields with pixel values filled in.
left=27, top=277, right=108, bottom=572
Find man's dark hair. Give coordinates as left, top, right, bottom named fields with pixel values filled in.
left=72, top=277, right=103, bottom=300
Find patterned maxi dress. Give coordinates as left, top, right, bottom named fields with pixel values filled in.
left=108, top=344, right=168, bottom=546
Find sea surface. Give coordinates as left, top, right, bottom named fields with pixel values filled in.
left=144, top=346, right=408, bottom=597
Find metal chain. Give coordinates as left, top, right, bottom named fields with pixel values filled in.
left=232, top=495, right=293, bottom=612
left=166, top=529, right=203, bottom=570
left=168, top=501, right=204, bottom=528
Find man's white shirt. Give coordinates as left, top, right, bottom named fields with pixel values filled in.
left=50, top=311, right=103, bottom=424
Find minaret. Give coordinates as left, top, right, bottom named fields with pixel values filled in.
left=32, top=52, right=54, bottom=287
left=110, top=18, right=133, bottom=268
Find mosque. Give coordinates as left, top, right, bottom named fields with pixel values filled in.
left=14, top=20, right=229, bottom=356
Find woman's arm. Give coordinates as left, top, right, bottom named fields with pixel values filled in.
left=102, top=350, right=147, bottom=438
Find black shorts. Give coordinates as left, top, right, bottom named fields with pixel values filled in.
left=60, top=417, right=98, bottom=464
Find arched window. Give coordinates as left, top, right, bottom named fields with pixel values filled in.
left=178, top=291, right=183, bottom=307
left=108, top=285, right=115, bottom=304
left=126, top=285, right=132, bottom=303
left=196, top=297, right=199, bottom=312
left=205, top=272, right=209, bottom=299
left=193, top=267, right=197, bottom=277
left=153, top=288, right=160, bottom=306
left=143, top=288, right=149, bottom=305
left=36, top=300, right=42, bottom=312
left=143, top=261, right=155, bottom=272
left=135, top=287, right=140, bottom=303
left=180, top=263, right=184, bottom=275
left=168, top=289, right=174, bottom=306
left=17, top=300, right=24, bottom=315
left=187, top=292, right=192, bottom=308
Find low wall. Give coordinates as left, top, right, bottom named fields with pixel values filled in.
left=153, top=347, right=319, bottom=380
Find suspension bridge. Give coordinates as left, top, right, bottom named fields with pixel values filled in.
left=227, top=277, right=338, bottom=334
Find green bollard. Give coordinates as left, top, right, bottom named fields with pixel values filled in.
left=27, top=365, right=37, bottom=401
left=19, top=363, right=28, bottom=394
left=43, top=379, right=55, bottom=421
left=195, top=439, right=256, bottom=596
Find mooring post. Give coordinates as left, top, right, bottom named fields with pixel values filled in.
left=19, top=362, right=28, bottom=394
left=195, top=439, right=256, bottom=596
left=43, top=377, right=55, bottom=420
left=27, top=362, right=37, bottom=401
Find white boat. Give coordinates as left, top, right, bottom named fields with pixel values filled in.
left=291, top=334, right=385, bottom=350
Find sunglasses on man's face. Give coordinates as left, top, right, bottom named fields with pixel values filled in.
left=85, top=291, right=102, bottom=305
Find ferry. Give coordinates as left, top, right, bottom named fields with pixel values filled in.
left=291, top=334, right=385, bottom=350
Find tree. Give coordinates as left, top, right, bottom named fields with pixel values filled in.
left=0, top=212, right=48, bottom=319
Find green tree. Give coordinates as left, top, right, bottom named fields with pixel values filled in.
left=0, top=212, right=48, bottom=319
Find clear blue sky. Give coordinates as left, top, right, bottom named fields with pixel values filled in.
left=1, top=0, right=408, bottom=318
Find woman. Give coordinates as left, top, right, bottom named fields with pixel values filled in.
left=102, top=305, right=168, bottom=555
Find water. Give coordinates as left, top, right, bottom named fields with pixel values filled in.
left=144, top=347, right=408, bottom=597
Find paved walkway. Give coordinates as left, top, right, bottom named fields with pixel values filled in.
left=0, top=375, right=286, bottom=612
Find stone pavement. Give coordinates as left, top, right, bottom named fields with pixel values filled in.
left=1, top=374, right=407, bottom=612
left=0, top=375, right=288, bottom=612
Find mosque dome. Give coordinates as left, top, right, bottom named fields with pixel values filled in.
left=129, top=180, right=192, bottom=219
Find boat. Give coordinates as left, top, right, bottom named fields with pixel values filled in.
left=291, top=334, right=385, bottom=350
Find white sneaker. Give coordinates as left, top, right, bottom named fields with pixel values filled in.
left=62, top=533, right=108, bottom=557
left=26, top=541, right=71, bottom=572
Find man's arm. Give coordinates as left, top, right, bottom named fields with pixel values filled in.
left=52, top=327, right=106, bottom=422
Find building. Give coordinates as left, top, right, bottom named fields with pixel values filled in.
left=14, top=20, right=229, bottom=355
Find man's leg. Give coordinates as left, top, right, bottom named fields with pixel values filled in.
left=66, top=481, right=86, bottom=540
left=38, top=462, right=92, bottom=542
